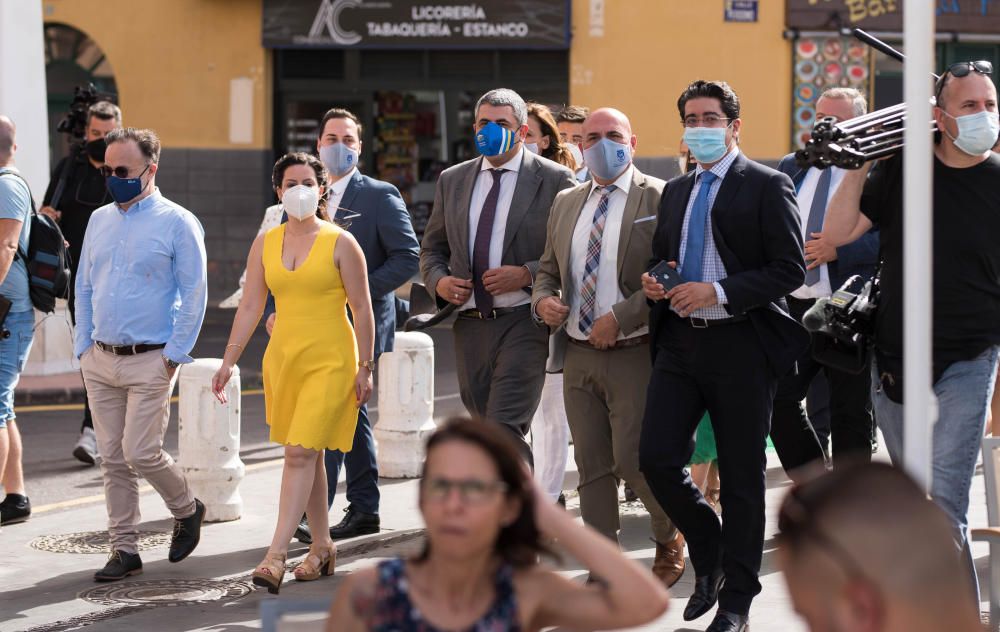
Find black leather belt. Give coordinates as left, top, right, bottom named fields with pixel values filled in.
left=96, top=341, right=166, bottom=356
left=568, top=334, right=650, bottom=350
left=683, top=315, right=749, bottom=329
left=457, top=304, right=531, bottom=320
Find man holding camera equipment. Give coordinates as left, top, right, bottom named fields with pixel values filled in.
left=771, top=88, right=878, bottom=476
left=824, top=62, right=1000, bottom=599
left=41, top=99, right=121, bottom=466
left=0, top=116, right=37, bottom=526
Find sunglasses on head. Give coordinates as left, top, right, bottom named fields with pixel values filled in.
left=99, top=164, right=150, bottom=179
left=935, top=60, right=994, bottom=101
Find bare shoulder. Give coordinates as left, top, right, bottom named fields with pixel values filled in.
left=341, top=567, right=380, bottom=616
left=512, top=566, right=569, bottom=607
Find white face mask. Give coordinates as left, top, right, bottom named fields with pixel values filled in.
left=942, top=109, right=1000, bottom=156
left=567, top=143, right=584, bottom=171
left=282, top=184, right=320, bottom=220
left=525, top=142, right=540, bottom=155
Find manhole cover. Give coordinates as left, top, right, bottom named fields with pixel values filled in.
left=30, top=530, right=171, bottom=554
left=79, top=578, right=253, bottom=606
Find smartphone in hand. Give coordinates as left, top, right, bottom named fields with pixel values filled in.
left=648, top=261, right=685, bottom=291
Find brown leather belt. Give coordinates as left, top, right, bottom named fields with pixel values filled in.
left=568, top=334, right=650, bottom=351
left=96, top=341, right=166, bottom=356
left=457, top=304, right=531, bottom=320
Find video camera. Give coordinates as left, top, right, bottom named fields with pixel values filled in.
left=55, top=83, right=117, bottom=141
left=802, top=274, right=879, bottom=374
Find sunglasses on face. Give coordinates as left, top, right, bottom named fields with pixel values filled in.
left=100, top=164, right=151, bottom=179
left=935, top=60, right=994, bottom=101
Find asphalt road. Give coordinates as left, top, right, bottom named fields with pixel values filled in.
left=17, top=310, right=465, bottom=509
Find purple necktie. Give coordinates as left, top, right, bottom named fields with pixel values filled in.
left=472, top=168, right=505, bottom=317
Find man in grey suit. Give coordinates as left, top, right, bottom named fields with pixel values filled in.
left=420, top=88, right=576, bottom=460
left=532, top=108, right=684, bottom=586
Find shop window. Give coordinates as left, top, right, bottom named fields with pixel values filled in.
left=361, top=50, right=423, bottom=78
left=276, top=49, right=345, bottom=79
left=428, top=50, right=493, bottom=78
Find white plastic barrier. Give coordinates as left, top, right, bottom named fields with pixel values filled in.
left=374, top=331, right=436, bottom=478
left=177, top=359, right=245, bottom=522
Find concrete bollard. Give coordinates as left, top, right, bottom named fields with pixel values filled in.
left=177, top=358, right=245, bottom=522
left=374, top=331, right=436, bottom=478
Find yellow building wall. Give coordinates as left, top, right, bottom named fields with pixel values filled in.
left=43, top=0, right=270, bottom=150
left=570, top=0, right=792, bottom=161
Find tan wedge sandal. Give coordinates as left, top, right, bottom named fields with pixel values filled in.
left=251, top=551, right=287, bottom=594
left=293, top=545, right=336, bottom=582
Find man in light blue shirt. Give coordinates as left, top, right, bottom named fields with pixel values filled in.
left=74, top=127, right=208, bottom=582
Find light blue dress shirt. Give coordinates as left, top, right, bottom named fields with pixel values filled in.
left=73, top=188, right=207, bottom=363
left=676, top=148, right=739, bottom=320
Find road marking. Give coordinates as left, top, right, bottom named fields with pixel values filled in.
left=17, top=389, right=266, bottom=413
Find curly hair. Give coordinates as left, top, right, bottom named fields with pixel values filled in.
left=271, top=152, right=331, bottom=222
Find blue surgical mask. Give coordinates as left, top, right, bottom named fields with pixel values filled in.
left=942, top=110, right=1000, bottom=156
left=583, top=138, right=632, bottom=181
left=525, top=142, right=540, bottom=155
left=683, top=127, right=732, bottom=164
left=106, top=165, right=151, bottom=205
left=319, top=142, right=359, bottom=177
left=475, top=121, right=518, bottom=157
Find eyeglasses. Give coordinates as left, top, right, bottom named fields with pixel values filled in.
left=422, top=477, right=508, bottom=505
left=682, top=115, right=733, bottom=128
left=100, top=164, right=150, bottom=179
left=777, top=483, right=867, bottom=580
left=935, top=60, right=993, bottom=101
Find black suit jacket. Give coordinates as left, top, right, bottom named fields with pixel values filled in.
left=649, top=152, right=810, bottom=376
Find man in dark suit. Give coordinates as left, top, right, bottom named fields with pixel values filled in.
left=270, top=108, right=419, bottom=543
left=638, top=80, right=808, bottom=632
left=771, top=88, right=878, bottom=476
left=420, top=88, right=576, bottom=461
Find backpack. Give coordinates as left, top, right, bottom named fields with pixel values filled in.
left=0, top=169, right=71, bottom=313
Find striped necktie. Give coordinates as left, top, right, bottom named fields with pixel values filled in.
left=578, top=185, right=617, bottom=335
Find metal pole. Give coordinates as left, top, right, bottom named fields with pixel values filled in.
left=902, top=3, right=937, bottom=492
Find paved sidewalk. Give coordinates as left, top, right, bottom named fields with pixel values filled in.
left=1, top=443, right=992, bottom=631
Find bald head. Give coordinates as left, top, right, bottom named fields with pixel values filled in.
left=0, top=115, right=15, bottom=161
left=583, top=107, right=633, bottom=138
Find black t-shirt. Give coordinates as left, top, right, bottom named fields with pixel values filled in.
left=860, top=153, right=1000, bottom=374
left=42, top=151, right=112, bottom=270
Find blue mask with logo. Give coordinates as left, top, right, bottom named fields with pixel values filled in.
left=683, top=127, right=731, bottom=164
left=106, top=165, right=151, bottom=205
left=475, top=121, right=517, bottom=157
left=319, top=142, right=359, bottom=177
left=583, top=138, right=632, bottom=180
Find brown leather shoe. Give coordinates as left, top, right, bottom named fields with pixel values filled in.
left=651, top=533, right=686, bottom=587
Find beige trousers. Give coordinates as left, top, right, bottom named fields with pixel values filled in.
left=563, top=342, right=677, bottom=545
left=81, top=346, right=194, bottom=554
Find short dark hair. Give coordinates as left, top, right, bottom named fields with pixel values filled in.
left=677, top=80, right=741, bottom=121
left=318, top=108, right=363, bottom=139
left=105, top=127, right=160, bottom=164
left=556, top=105, right=589, bottom=125
left=87, top=101, right=122, bottom=126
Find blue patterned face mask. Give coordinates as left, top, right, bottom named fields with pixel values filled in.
left=475, top=122, right=518, bottom=157
left=583, top=138, right=632, bottom=180
left=319, top=142, right=359, bottom=177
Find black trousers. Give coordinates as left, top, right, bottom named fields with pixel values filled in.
left=639, top=315, right=775, bottom=616
left=770, top=297, right=873, bottom=473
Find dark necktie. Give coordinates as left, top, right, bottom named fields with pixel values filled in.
left=472, top=168, right=506, bottom=317
left=804, top=168, right=833, bottom=286
left=681, top=171, right=718, bottom=283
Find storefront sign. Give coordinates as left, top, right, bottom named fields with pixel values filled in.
left=725, top=0, right=758, bottom=23
left=263, top=0, right=570, bottom=48
left=787, top=0, right=1000, bottom=34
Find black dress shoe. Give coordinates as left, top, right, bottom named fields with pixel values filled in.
left=329, top=507, right=380, bottom=540
left=94, top=550, right=143, bottom=582
left=706, top=609, right=749, bottom=632
left=0, top=493, right=30, bottom=525
left=294, top=520, right=313, bottom=544
left=168, top=498, right=205, bottom=563
left=683, top=566, right=725, bottom=621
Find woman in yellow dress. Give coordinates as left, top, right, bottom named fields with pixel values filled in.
left=211, top=152, right=375, bottom=594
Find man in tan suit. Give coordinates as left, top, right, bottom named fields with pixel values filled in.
left=532, top=108, right=684, bottom=586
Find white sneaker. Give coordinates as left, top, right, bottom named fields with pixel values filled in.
left=73, top=427, right=99, bottom=465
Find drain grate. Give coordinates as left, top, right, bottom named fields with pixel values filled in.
left=79, top=578, right=253, bottom=607
left=29, top=530, right=171, bottom=554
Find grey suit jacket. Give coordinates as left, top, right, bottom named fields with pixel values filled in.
left=420, top=149, right=577, bottom=306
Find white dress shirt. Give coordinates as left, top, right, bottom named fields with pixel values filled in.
left=327, top=167, right=355, bottom=217
left=464, top=147, right=529, bottom=309
left=566, top=165, right=647, bottom=341
left=790, top=166, right=846, bottom=300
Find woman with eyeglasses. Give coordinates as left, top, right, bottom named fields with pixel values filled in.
left=212, top=152, right=375, bottom=594
left=325, top=417, right=670, bottom=632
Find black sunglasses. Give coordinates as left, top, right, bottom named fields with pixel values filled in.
left=99, top=164, right=150, bottom=179
left=935, top=60, right=994, bottom=101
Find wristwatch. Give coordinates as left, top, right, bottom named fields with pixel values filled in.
left=358, top=359, right=376, bottom=371
left=164, top=357, right=180, bottom=370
